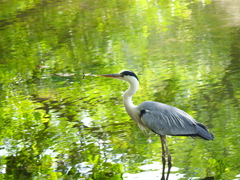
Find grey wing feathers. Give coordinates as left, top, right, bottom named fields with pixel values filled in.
left=138, top=101, right=214, bottom=140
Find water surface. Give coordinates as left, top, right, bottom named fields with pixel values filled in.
left=0, top=0, right=240, bottom=179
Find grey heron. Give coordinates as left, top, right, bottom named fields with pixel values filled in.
left=99, top=70, right=214, bottom=180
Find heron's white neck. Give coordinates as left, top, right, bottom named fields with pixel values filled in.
left=123, top=78, right=139, bottom=114
left=123, top=77, right=147, bottom=132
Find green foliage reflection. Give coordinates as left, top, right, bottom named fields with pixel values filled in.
left=1, top=0, right=240, bottom=179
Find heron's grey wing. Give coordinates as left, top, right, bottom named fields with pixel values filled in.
left=138, top=101, right=213, bottom=140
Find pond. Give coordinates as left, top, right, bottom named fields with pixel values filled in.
left=1, top=0, right=240, bottom=179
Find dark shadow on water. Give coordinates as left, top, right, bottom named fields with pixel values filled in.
left=201, top=177, right=215, bottom=180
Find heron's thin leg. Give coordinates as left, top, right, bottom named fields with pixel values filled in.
left=160, top=135, right=166, bottom=180
left=165, top=138, right=172, bottom=180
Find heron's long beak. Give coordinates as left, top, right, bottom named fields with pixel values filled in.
left=99, top=73, right=122, bottom=78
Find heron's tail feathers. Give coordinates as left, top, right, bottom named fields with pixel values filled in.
left=196, top=123, right=214, bottom=140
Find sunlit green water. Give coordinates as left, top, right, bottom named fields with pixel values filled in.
left=1, top=0, right=240, bottom=179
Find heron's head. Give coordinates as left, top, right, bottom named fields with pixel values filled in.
left=100, top=70, right=139, bottom=83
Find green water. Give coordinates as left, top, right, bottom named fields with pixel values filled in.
left=1, top=0, right=240, bottom=179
